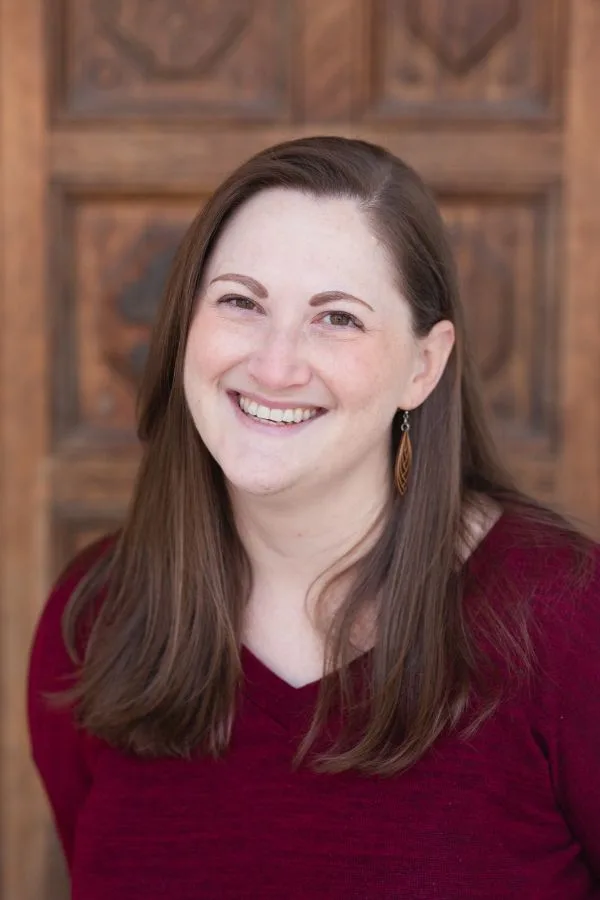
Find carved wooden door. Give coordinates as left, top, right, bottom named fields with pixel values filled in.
left=2, top=1, right=600, bottom=897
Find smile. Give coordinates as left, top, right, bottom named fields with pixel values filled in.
left=235, top=393, right=324, bottom=426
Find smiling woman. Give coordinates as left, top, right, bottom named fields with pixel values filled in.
left=183, top=187, right=453, bottom=502
left=27, top=137, right=600, bottom=899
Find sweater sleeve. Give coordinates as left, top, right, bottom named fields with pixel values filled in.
left=27, top=537, right=114, bottom=868
left=532, top=546, right=600, bottom=879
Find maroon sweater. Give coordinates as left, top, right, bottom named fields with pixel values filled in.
left=28, top=515, right=600, bottom=899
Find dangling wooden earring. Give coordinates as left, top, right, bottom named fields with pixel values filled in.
left=394, top=410, right=412, bottom=495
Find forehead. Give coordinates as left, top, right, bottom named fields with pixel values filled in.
left=204, top=188, right=399, bottom=297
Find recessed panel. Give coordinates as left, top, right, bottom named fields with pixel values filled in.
left=439, top=190, right=558, bottom=448
left=54, top=0, right=291, bottom=120
left=366, top=0, right=564, bottom=121
left=52, top=191, right=202, bottom=443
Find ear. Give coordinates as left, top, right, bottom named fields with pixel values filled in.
left=399, top=320, right=455, bottom=410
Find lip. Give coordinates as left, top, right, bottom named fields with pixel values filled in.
left=228, top=389, right=325, bottom=412
left=228, top=391, right=327, bottom=433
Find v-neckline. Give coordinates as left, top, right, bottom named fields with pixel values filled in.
left=241, top=644, right=324, bottom=731
left=240, top=511, right=512, bottom=730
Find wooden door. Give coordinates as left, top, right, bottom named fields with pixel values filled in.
left=2, top=1, right=600, bottom=897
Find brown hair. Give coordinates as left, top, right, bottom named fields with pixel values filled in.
left=60, top=136, right=588, bottom=773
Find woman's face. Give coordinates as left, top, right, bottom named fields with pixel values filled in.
left=183, top=188, right=453, bottom=499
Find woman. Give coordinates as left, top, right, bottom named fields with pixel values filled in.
left=28, top=136, right=600, bottom=898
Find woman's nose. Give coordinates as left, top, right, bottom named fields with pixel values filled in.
left=246, top=328, right=311, bottom=392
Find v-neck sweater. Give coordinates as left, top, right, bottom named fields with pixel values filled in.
left=28, top=515, right=600, bottom=899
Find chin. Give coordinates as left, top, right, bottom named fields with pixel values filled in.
left=224, top=467, right=300, bottom=498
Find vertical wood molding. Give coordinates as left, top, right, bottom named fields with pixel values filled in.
left=0, top=0, right=49, bottom=897
left=561, top=0, right=600, bottom=529
left=294, top=0, right=364, bottom=121
left=0, top=2, right=596, bottom=897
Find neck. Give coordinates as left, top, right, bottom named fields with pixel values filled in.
left=230, top=471, right=391, bottom=596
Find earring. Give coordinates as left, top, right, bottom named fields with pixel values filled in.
left=394, top=410, right=412, bottom=495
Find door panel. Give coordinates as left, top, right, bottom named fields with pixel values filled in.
left=2, top=1, right=600, bottom=897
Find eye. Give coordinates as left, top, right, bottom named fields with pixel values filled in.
left=319, top=311, right=364, bottom=330
left=217, top=294, right=259, bottom=312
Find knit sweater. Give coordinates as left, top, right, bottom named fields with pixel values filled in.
left=27, top=514, right=600, bottom=898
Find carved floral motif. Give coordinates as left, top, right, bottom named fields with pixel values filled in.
left=60, top=0, right=287, bottom=118
left=406, top=0, right=520, bottom=76
left=103, top=224, right=184, bottom=385
left=91, top=0, right=251, bottom=79
left=369, top=0, right=555, bottom=120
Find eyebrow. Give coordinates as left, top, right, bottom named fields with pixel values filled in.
left=208, top=273, right=374, bottom=312
left=209, top=273, right=268, bottom=298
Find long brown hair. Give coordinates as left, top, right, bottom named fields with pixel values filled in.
left=60, top=136, right=588, bottom=773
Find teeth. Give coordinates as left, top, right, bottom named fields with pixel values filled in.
left=237, top=394, right=319, bottom=425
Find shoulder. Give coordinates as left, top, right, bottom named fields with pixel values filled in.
left=27, top=535, right=118, bottom=865
left=529, top=533, right=600, bottom=680
left=28, top=534, right=117, bottom=691
left=488, top=512, right=600, bottom=674
left=495, top=520, right=600, bottom=836
left=469, top=509, right=597, bottom=592
left=504, top=512, right=598, bottom=612
left=467, top=509, right=600, bottom=663
left=54, top=534, right=117, bottom=600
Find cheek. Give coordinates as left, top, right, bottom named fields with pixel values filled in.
left=185, top=313, right=247, bottom=380
left=330, top=338, right=411, bottom=414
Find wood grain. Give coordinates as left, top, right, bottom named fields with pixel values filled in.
left=53, top=0, right=291, bottom=121
left=50, top=127, right=564, bottom=188
left=369, top=0, right=565, bottom=121
left=294, top=0, right=365, bottom=121
left=2, top=2, right=600, bottom=898
left=560, top=0, right=600, bottom=531
left=0, top=2, right=50, bottom=898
